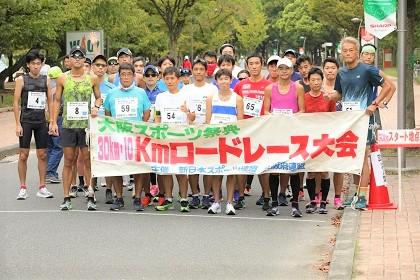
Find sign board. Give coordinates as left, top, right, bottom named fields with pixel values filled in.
left=377, top=129, right=420, bottom=148
left=66, top=30, right=104, bottom=59
left=364, top=0, right=397, bottom=39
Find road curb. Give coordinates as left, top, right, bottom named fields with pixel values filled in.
left=0, top=144, right=19, bottom=158
left=328, top=206, right=360, bottom=280
left=0, top=106, right=13, bottom=113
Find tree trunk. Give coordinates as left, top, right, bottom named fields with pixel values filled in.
left=0, top=52, right=27, bottom=90
left=169, top=33, right=177, bottom=60
left=406, top=0, right=416, bottom=128
left=8, top=53, right=13, bottom=82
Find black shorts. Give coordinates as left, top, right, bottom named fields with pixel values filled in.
left=19, top=122, right=48, bottom=149
left=60, top=128, right=87, bottom=148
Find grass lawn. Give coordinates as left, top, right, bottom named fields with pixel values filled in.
left=383, top=67, right=397, bottom=77
left=0, top=91, right=13, bottom=108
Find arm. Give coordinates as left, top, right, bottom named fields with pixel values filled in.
left=263, top=84, right=272, bottom=115
left=367, top=69, right=392, bottom=115
left=295, top=82, right=305, bottom=113
left=46, top=78, right=53, bottom=123
left=205, top=95, right=212, bottom=124
left=91, top=76, right=101, bottom=117
left=236, top=95, right=244, bottom=120
left=13, top=76, right=23, bottom=137
left=50, top=75, right=65, bottom=136
left=378, top=70, right=396, bottom=108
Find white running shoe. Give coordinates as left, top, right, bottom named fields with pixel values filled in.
left=37, top=187, right=53, bottom=198
left=225, top=202, right=236, bottom=215
left=207, top=202, right=221, bottom=214
left=17, top=188, right=28, bottom=200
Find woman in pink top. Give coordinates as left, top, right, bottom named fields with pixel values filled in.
left=263, top=57, right=305, bottom=218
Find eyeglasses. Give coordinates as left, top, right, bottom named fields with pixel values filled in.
left=108, top=62, right=118, bottom=66
left=71, top=54, right=85, bottom=60
left=94, top=63, right=107, bottom=68
left=238, top=77, right=247, bottom=81
left=144, top=73, right=158, bottom=78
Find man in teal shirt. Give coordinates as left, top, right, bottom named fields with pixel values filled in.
left=104, top=63, right=151, bottom=211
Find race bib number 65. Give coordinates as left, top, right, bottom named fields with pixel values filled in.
left=243, top=97, right=263, bottom=117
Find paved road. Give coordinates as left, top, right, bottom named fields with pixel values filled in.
left=0, top=153, right=338, bottom=280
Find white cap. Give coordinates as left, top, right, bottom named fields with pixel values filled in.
left=267, top=55, right=281, bottom=65
left=184, top=55, right=189, bottom=60
left=277, top=57, right=293, bottom=68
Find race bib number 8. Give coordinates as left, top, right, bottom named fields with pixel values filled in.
left=67, top=102, right=89, bottom=120
left=342, top=101, right=361, bottom=111
left=243, top=97, right=263, bottom=117
left=27, top=91, right=46, bottom=109
left=115, top=97, right=138, bottom=119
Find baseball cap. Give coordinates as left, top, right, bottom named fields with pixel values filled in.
left=184, top=55, right=189, bottom=60
left=283, top=49, right=297, bottom=57
left=84, top=57, right=92, bottom=65
left=117, top=48, right=132, bottom=57
left=92, top=54, right=107, bottom=63
left=47, top=66, right=63, bottom=79
left=277, top=58, right=293, bottom=68
left=143, top=65, right=159, bottom=75
left=267, top=55, right=281, bottom=65
left=69, top=46, right=86, bottom=56
left=180, top=68, right=192, bottom=76
left=107, top=56, right=118, bottom=64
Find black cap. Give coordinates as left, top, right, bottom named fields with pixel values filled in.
left=69, top=46, right=86, bottom=56
left=84, top=57, right=92, bottom=65
left=117, top=48, right=132, bottom=57
left=92, top=54, right=107, bottom=63
left=180, top=68, right=192, bottom=76
left=283, top=49, right=297, bottom=57
left=143, top=65, right=159, bottom=75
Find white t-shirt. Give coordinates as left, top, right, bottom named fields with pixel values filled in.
left=155, top=90, right=189, bottom=125
left=184, top=83, right=218, bottom=124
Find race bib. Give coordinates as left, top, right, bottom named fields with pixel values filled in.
left=342, top=101, right=361, bottom=111
left=115, top=97, right=138, bottom=119
left=148, top=104, right=155, bottom=123
left=67, top=101, right=89, bottom=120
left=190, top=99, right=206, bottom=115
left=211, top=114, right=237, bottom=124
left=243, top=96, right=263, bottom=117
left=163, top=107, right=185, bottom=124
left=27, top=91, right=46, bottom=109
left=272, top=108, right=293, bottom=115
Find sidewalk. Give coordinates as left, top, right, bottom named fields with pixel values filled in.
left=0, top=111, right=18, bottom=151
left=353, top=172, right=420, bottom=280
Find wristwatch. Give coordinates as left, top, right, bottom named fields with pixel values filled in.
left=94, top=104, right=101, bottom=109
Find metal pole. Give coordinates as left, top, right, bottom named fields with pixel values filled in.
left=397, top=0, right=407, bottom=167
left=374, top=37, right=378, bottom=67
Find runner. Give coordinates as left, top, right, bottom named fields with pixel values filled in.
left=49, top=46, right=102, bottom=211
left=154, top=66, right=192, bottom=212
left=296, top=55, right=312, bottom=92
left=180, top=68, right=192, bottom=85
left=83, top=57, right=92, bottom=74
left=89, top=54, right=116, bottom=204
left=184, top=59, right=218, bottom=209
left=283, top=49, right=301, bottom=82
left=218, top=43, right=243, bottom=77
left=303, top=67, right=336, bottom=214
left=156, top=55, right=182, bottom=91
left=266, top=55, right=281, bottom=83
left=203, top=50, right=218, bottom=81
left=13, top=50, right=54, bottom=200
left=206, top=68, right=244, bottom=215
left=213, top=55, right=239, bottom=89
left=108, top=48, right=144, bottom=88
left=45, top=66, right=63, bottom=184
left=133, top=56, right=146, bottom=88
left=263, top=57, right=305, bottom=217
left=237, top=69, right=250, bottom=81
left=107, top=56, right=119, bottom=75
left=327, top=37, right=391, bottom=209
left=322, top=57, right=345, bottom=210
left=234, top=53, right=271, bottom=211
left=142, top=64, right=163, bottom=207
left=103, top=63, right=151, bottom=211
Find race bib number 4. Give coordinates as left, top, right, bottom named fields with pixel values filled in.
left=243, top=97, right=263, bottom=117
left=272, top=108, right=293, bottom=115
left=27, top=91, right=46, bottom=109
left=67, top=101, right=89, bottom=120
left=342, top=101, right=361, bottom=111
left=115, top=97, right=138, bottom=119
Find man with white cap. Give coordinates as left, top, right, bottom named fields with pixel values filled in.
left=266, top=55, right=281, bottom=83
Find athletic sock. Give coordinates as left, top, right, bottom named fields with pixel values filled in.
left=78, top=176, right=84, bottom=186
left=321, top=179, right=330, bottom=201
left=335, top=194, right=341, bottom=199
left=290, top=174, right=300, bottom=203
left=306, top=178, right=316, bottom=201
left=269, top=174, right=279, bottom=202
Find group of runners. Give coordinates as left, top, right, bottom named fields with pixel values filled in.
left=13, top=37, right=395, bottom=217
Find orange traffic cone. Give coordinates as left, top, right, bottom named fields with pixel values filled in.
left=368, top=143, right=397, bottom=210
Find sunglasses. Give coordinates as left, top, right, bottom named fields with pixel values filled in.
left=71, top=53, right=85, bottom=59
left=108, top=62, right=118, bottom=66
left=238, top=77, right=247, bottom=81
left=144, top=73, right=158, bottom=78
left=94, top=63, right=107, bottom=68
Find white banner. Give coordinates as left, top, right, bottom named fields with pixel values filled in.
left=90, top=111, right=369, bottom=177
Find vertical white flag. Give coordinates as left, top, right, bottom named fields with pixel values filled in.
left=364, top=0, right=397, bottom=39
